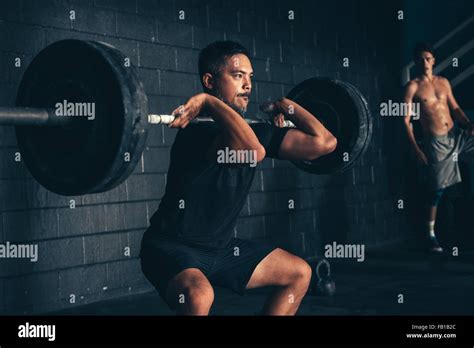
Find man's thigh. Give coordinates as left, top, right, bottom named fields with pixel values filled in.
left=245, top=248, right=311, bottom=289
left=207, top=238, right=276, bottom=295
left=140, top=237, right=213, bottom=308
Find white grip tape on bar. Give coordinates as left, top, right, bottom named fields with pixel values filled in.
left=148, top=114, right=175, bottom=124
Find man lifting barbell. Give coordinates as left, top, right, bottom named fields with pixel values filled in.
left=139, top=41, right=337, bottom=315
left=8, top=39, right=371, bottom=195
left=5, top=38, right=370, bottom=312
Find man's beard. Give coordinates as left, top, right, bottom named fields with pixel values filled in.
left=215, top=92, right=247, bottom=117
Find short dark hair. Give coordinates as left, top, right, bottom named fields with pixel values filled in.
left=413, top=42, right=435, bottom=60
left=198, top=41, right=250, bottom=90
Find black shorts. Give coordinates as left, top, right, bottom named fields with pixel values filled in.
left=140, top=231, right=276, bottom=309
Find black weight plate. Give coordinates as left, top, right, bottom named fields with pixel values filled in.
left=16, top=40, right=149, bottom=195
left=286, top=78, right=372, bottom=174
left=338, top=80, right=373, bottom=170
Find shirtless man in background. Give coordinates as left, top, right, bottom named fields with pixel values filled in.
left=403, top=43, right=472, bottom=253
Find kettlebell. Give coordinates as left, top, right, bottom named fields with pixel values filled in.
left=312, top=259, right=336, bottom=296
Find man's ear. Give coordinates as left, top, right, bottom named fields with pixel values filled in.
left=202, top=73, right=214, bottom=90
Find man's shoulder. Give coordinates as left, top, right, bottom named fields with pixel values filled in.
left=404, top=79, right=419, bottom=95
left=434, top=75, right=450, bottom=87
left=179, top=121, right=219, bottom=136
left=406, top=78, right=420, bottom=88
left=173, top=122, right=220, bottom=151
left=249, top=121, right=278, bottom=138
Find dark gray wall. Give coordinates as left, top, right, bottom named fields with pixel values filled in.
left=0, top=0, right=406, bottom=314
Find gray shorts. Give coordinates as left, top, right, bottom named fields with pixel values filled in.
left=421, top=127, right=474, bottom=190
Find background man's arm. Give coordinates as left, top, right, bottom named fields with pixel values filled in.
left=445, top=79, right=471, bottom=127
left=403, top=81, right=427, bottom=165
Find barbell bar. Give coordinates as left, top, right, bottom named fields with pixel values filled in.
left=5, top=39, right=372, bottom=196
left=146, top=114, right=296, bottom=127
left=0, top=108, right=295, bottom=127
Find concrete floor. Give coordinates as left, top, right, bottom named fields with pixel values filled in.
left=50, top=246, right=474, bottom=316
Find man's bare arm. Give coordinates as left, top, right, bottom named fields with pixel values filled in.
left=169, top=93, right=265, bottom=162
left=274, top=98, right=337, bottom=161
left=403, top=81, right=427, bottom=165
left=445, top=78, right=471, bottom=127
left=205, top=95, right=265, bottom=162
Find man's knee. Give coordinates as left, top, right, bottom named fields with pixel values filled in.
left=291, top=259, right=312, bottom=289
left=167, top=269, right=214, bottom=314
left=182, top=283, right=214, bottom=312
left=428, top=188, right=445, bottom=207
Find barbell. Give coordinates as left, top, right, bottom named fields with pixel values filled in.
left=4, top=39, right=372, bottom=196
